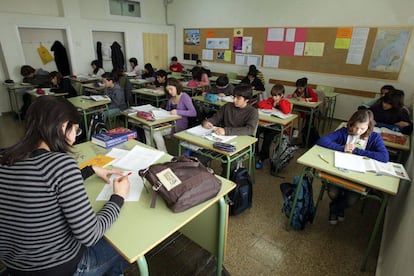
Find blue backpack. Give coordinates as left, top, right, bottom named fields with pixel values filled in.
left=280, top=175, right=315, bottom=230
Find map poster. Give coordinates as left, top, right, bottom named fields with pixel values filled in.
left=368, top=28, right=411, bottom=72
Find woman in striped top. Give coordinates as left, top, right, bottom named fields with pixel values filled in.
left=0, top=96, right=130, bottom=275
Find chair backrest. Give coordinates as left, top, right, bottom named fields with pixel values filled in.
left=315, top=90, right=327, bottom=116
left=227, top=72, right=238, bottom=80
left=316, top=85, right=335, bottom=94
left=118, top=76, right=133, bottom=107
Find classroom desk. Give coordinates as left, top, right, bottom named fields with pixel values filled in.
left=258, top=110, right=298, bottom=175
left=131, top=88, right=167, bottom=107
left=182, top=82, right=207, bottom=97
left=174, top=130, right=257, bottom=179
left=68, top=96, right=110, bottom=140
left=288, top=98, right=322, bottom=148
left=336, top=122, right=410, bottom=162
left=26, top=90, right=68, bottom=98
left=290, top=145, right=400, bottom=271
left=208, top=76, right=241, bottom=85
left=123, top=112, right=181, bottom=147
left=321, top=92, right=339, bottom=132
left=5, top=83, right=37, bottom=121
left=73, top=140, right=235, bottom=276
left=192, top=91, right=262, bottom=110
left=129, top=79, right=152, bottom=88
left=82, top=83, right=105, bottom=94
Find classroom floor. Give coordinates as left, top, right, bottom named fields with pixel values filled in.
left=0, top=113, right=380, bottom=276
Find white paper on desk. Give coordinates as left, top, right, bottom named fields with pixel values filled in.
left=151, top=109, right=172, bottom=119
left=259, top=109, right=293, bottom=119
left=221, top=96, right=234, bottom=102
left=204, top=133, right=237, bottom=143
left=112, top=145, right=164, bottom=171
left=106, top=148, right=129, bottom=160
left=186, top=125, right=213, bottom=137
left=373, top=127, right=403, bottom=136
left=334, top=151, right=366, bottom=173
left=89, top=95, right=111, bottom=102
left=132, top=104, right=154, bottom=112
left=96, top=172, right=144, bottom=201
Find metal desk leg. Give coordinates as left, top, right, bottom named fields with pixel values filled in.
left=136, top=256, right=149, bottom=276
left=328, top=97, right=337, bottom=130
left=216, top=197, right=226, bottom=276
left=82, top=110, right=89, bottom=140
left=287, top=166, right=308, bottom=230
left=361, top=194, right=389, bottom=271
left=149, top=127, right=155, bottom=147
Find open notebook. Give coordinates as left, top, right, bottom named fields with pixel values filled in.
left=186, top=125, right=237, bottom=143
left=334, top=151, right=410, bottom=180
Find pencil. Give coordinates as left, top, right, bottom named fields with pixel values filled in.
left=318, top=154, right=329, bottom=164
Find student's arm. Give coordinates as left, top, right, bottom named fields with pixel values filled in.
left=316, top=127, right=348, bottom=152
left=353, top=132, right=389, bottom=162
left=278, top=99, right=292, bottom=114
left=307, top=88, right=318, bottom=102
left=175, top=93, right=197, bottom=117
left=258, top=98, right=273, bottom=109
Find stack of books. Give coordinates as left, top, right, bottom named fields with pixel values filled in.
left=91, top=127, right=137, bottom=148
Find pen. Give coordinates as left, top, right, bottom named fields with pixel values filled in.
left=318, top=154, right=329, bottom=164
left=126, top=172, right=132, bottom=176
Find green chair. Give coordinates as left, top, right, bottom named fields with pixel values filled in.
left=227, top=72, right=238, bottom=80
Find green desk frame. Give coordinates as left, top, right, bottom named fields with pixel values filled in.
left=132, top=88, right=167, bottom=107
left=73, top=140, right=235, bottom=276
left=288, top=145, right=400, bottom=271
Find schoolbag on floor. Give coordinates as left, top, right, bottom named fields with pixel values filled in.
left=88, top=112, right=108, bottom=138
left=270, top=134, right=298, bottom=175
left=302, top=124, right=320, bottom=148
left=228, top=167, right=253, bottom=216
left=280, top=175, right=316, bottom=230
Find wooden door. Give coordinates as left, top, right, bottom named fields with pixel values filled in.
left=143, top=33, right=168, bottom=71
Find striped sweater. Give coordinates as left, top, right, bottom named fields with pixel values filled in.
left=0, top=149, right=123, bottom=274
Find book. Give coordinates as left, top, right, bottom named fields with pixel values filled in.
left=334, top=151, right=410, bottom=180
left=91, top=127, right=137, bottom=148
left=374, top=127, right=407, bottom=145
left=185, top=125, right=237, bottom=143
left=78, top=154, right=115, bottom=169
left=89, top=95, right=111, bottom=101
left=259, top=109, right=293, bottom=119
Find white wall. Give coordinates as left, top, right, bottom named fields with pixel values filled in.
left=167, top=0, right=414, bottom=120
left=0, top=0, right=175, bottom=113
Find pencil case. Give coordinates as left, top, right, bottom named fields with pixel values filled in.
left=213, top=142, right=236, bottom=152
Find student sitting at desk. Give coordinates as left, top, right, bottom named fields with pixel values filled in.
left=169, top=56, right=184, bottom=73
left=256, top=84, right=292, bottom=169
left=196, top=59, right=212, bottom=77
left=127, top=57, right=141, bottom=77
left=0, top=96, right=130, bottom=275
left=102, top=72, right=127, bottom=121
left=20, top=65, right=50, bottom=87
left=241, top=70, right=265, bottom=91
left=248, top=65, right=265, bottom=87
left=147, top=69, right=168, bottom=90
left=141, top=63, right=156, bottom=80
left=316, top=109, right=389, bottom=225
left=207, top=75, right=234, bottom=97
left=291, top=77, right=318, bottom=102
left=90, top=60, right=105, bottom=78
left=359, top=84, right=395, bottom=110
left=187, top=66, right=210, bottom=87
left=369, top=90, right=413, bottom=135
left=201, top=84, right=259, bottom=175
left=145, top=78, right=196, bottom=152
left=50, top=71, right=78, bottom=98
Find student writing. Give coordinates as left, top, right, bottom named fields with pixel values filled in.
left=316, top=109, right=388, bottom=225
left=0, top=96, right=130, bottom=275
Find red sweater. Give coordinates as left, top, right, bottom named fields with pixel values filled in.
left=169, top=63, right=184, bottom=72
left=258, top=98, right=292, bottom=114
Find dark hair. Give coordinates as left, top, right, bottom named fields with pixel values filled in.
left=101, top=72, right=116, bottom=82
left=295, top=77, right=308, bottom=88
left=191, top=66, right=203, bottom=81
left=379, top=90, right=404, bottom=110
left=347, top=109, right=375, bottom=139
left=156, top=69, right=168, bottom=78
left=129, top=57, right=138, bottom=66
left=0, top=96, right=81, bottom=165
left=171, top=56, right=178, bottom=62
left=50, top=71, right=62, bottom=83
left=216, top=75, right=229, bottom=87
left=91, top=60, right=101, bottom=74
left=270, top=84, right=285, bottom=97
left=248, top=65, right=257, bottom=74
left=381, top=85, right=395, bottom=92
left=20, top=65, right=35, bottom=77
left=143, top=63, right=155, bottom=75
left=196, top=59, right=202, bottom=65
left=233, top=84, right=253, bottom=100
left=164, top=78, right=183, bottom=97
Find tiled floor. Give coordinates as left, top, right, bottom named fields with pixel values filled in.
left=0, top=113, right=379, bottom=275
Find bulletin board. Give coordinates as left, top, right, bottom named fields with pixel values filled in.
left=183, top=26, right=412, bottom=80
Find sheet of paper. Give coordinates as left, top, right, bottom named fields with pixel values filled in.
left=263, top=55, right=279, bottom=68
left=294, top=42, right=305, bottom=56
left=106, top=148, right=129, bottom=160
left=204, top=133, right=237, bottom=143
left=334, top=151, right=366, bottom=173
left=132, top=104, right=153, bottom=112
left=259, top=109, right=293, bottom=119
left=112, top=145, right=164, bottom=171
left=151, top=109, right=172, bottom=119
left=267, top=28, right=284, bottom=41
left=96, top=172, right=144, bottom=201
left=304, top=42, right=325, bottom=57
left=186, top=125, right=213, bottom=137
left=202, top=49, right=213, bottom=60
left=285, top=28, right=296, bottom=42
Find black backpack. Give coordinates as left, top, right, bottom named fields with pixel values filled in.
left=88, top=112, right=108, bottom=138
left=270, top=134, right=298, bottom=175
left=228, top=168, right=253, bottom=216
left=280, top=175, right=316, bottom=230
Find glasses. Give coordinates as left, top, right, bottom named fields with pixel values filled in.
left=76, top=127, right=82, bottom=137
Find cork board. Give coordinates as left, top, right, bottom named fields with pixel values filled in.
left=183, top=26, right=412, bottom=80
